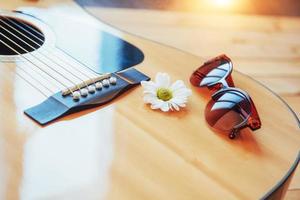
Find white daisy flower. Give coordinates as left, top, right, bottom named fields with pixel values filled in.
left=141, top=72, right=192, bottom=112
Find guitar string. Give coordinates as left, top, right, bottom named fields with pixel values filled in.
left=0, top=22, right=89, bottom=88
left=2, top=54, right=63, bottom=92
left=0, top=45, right=52, bottom=97
left=0, top=30, right=63, bottom=91
left=15, top=54, right=62, bottom=91
left=8, top=16, right=99, bottom=75
left=14, top=72, right=49, bottom=97
left=21, top=62, right=63, bottom=91
left=0, top=19, right=90, bottom=90
left=12, top=17, right=100, bottom=79
left=0, top=32, right=77, bottom=94
left=6, top=16, right=100, bottom=77
left=0, top=27, right=80, bottom=87
left=11, top=61, right=57, bottom=94
left=0, top=39, right=62, bottom=94
left=0, top=15, right=107, bottom=96
left=9, top=67, right=53, bottom=96
left=0, top=19, right=95, bottom=85
left=1, top=17, right=99, bottom=79
left=0, top=37, right=74, bottom=95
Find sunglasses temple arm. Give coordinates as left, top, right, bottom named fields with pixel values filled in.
left=248, top=97, right=262, bottom=130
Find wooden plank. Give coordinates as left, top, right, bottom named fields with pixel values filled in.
left=88, top=7, right=300, bottom=96
left=88, top=8, right=300, bottom=32
left=233, top=59, right=300, bottom=77
left=255, top=77, right=300, bottom=95
left=88, top=8, right=300, bottom=59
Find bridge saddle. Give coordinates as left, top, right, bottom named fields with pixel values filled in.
left=61, top=73, right=118, bottom=100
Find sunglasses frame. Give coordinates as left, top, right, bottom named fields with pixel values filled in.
left=191, top=54, right=261, bottom=139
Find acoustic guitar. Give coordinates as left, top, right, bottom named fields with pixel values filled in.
left=0, top=0, right=299, bottom=199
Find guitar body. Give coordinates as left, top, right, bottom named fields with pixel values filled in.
left=0, top=1, right=299, bottom=200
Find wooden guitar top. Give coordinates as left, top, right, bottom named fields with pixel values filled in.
left=0, top=1, right=299, bottom=199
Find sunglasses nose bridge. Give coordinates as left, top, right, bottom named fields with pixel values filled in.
left=207, top=71, right=234, bottom=90
left=211, top=83, right=230, bottom=100
left=219, top=79, right=230, bottom=88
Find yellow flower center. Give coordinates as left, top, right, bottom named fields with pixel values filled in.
left=157, top=88, right=173, bottom=101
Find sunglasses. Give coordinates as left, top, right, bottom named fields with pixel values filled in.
left=190, top=55, right=261, bottom=139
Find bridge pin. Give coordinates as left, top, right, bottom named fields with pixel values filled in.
left=72, top=91, right=81, bottom=101
left=80, top=88, right=88, bottom=97
left=88, top=85, right=96, bottom=93
left=102, top=79, right=110, bottom=87
left=95, top=82, right=103, bottom=90
left=109, top=77, right=117, bottom=85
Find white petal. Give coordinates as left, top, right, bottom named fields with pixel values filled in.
left=155, top=72, right=170, bottom=88
left=143, top=90, right=157, bottom=95
left=170, top=102, right=180, bottom=111
left=143, top=94, right=157, bottom=103
left=160, top=102, right=170, bottom=112
left=170, top=80, right=185, bottom=91
left=170, top=81, right=192, bottom=100
left=171, top=97, right=187, bottom=107
left=168, top=103, right=173, bottom=111
left=150, top=99, right=164, bottom=110
left=173, top=88, right=192, bottom=97
left=141, top=80, right=152, bottom=87
left=141, top=81, right=158, bottom=93
left=173, top=100, right=186, bottom=108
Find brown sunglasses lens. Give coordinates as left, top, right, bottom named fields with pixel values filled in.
left=205, top=90, right=251, bottom=136
left=190, top=56, right=232, bottom=87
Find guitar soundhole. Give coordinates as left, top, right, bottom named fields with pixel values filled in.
left=0, top=16, right=45, bottom=56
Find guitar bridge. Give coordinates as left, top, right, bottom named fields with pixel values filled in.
left=24, top=68, right=150, bottom=125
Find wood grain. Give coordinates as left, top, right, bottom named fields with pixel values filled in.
left=0, top=1, right=299, bottom=199
left=85, top=7, right=300, bottom=196
left=87, top=8, right=300, bottom=116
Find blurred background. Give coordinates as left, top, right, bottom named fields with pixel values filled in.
left=77, top=0, right=300, bottom=16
